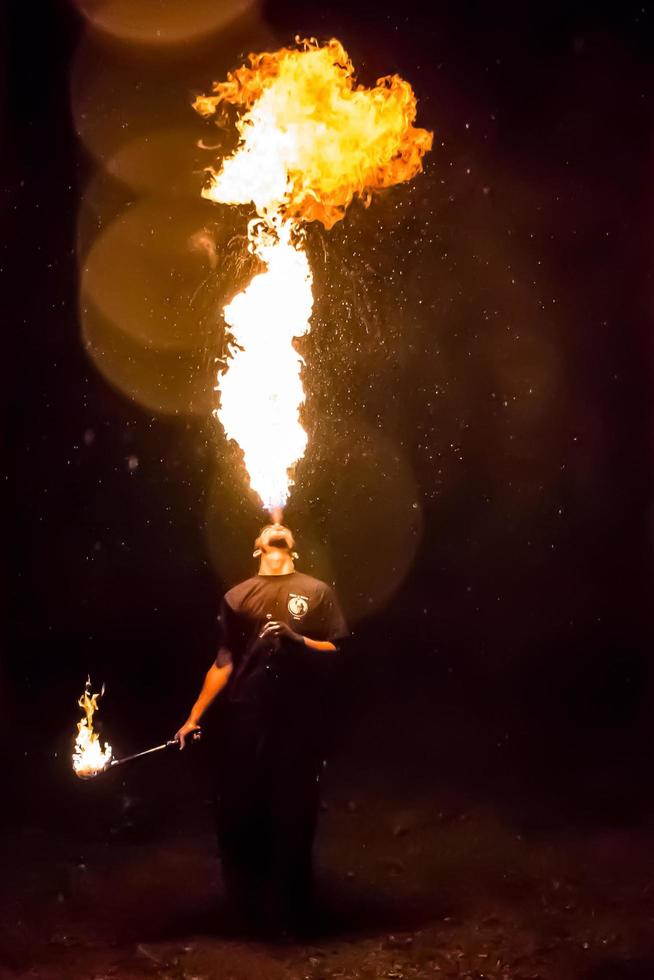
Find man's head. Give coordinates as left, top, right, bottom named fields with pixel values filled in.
left=253, top=524, right=297, bottom=573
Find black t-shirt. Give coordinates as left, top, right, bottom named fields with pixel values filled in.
left=215, top=571, right=348, bottom=708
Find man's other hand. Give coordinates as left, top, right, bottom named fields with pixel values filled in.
left=260, top=620, right=303, bottom=643
left=175, top=720, right=201, bottom=749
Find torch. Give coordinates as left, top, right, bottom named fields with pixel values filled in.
left=72, top=678, right=200, bottom=781
left=76, top=732, right=201, bottom=781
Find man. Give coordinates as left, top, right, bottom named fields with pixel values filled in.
left=176, top=523, right=347, bottom=934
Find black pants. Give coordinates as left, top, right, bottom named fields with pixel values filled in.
left=215, top=702, right=323, bottom=930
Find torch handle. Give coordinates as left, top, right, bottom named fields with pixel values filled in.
left=108, top=731, right=200, bottom=769
left=109, top=738, right=179, bottom=768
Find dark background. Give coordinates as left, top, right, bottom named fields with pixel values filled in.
left=3, top=0, right=653, bottom=842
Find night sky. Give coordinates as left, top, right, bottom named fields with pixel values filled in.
left=4, top=0, right=653, bottom=830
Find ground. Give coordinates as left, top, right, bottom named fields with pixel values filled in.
left=2, top=762, right=654, bottom=980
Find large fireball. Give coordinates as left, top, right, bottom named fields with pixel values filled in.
left=195, top=38, right=432, bottom=512
left=195, top=37, right=433, bottom=228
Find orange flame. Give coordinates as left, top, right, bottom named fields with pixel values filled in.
left=73, top=678, right=112, bottom=778
left=195, top=37, right=433, bottom=228
left=195, top=38, right=432, bottom=511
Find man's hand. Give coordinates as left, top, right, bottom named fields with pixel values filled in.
left=175, top=719, right=201, bottom=749
left=260, top=620, right=304, bottom=644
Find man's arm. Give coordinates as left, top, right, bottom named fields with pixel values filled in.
left=260, top=621, right=337, bottom=652
left=261, top=587, right=347, bottom=652
left=175, top=659, right=232, bottom=748
left=302, top=636, right=337, bottom=652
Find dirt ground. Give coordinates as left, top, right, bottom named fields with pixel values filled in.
left=2, top=774, right=654, bottom=980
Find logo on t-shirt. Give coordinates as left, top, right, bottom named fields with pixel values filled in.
left=287, top=593, right=309, bottom=619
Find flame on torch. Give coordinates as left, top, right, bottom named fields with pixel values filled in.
left=73, top=678, right=113, bottom=778
left=195, top=37, right=432, bottom=513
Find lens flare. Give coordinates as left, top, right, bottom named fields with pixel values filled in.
left=73, top=678, right=113, bottom=778
left=195, top=38, right=432, bottom=512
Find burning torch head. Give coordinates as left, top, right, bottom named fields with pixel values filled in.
left=76, top=759, right=112, bottom=780
left=73, top=678, right=113, bottom=780
left=253, top=523, right=297, bottom=558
